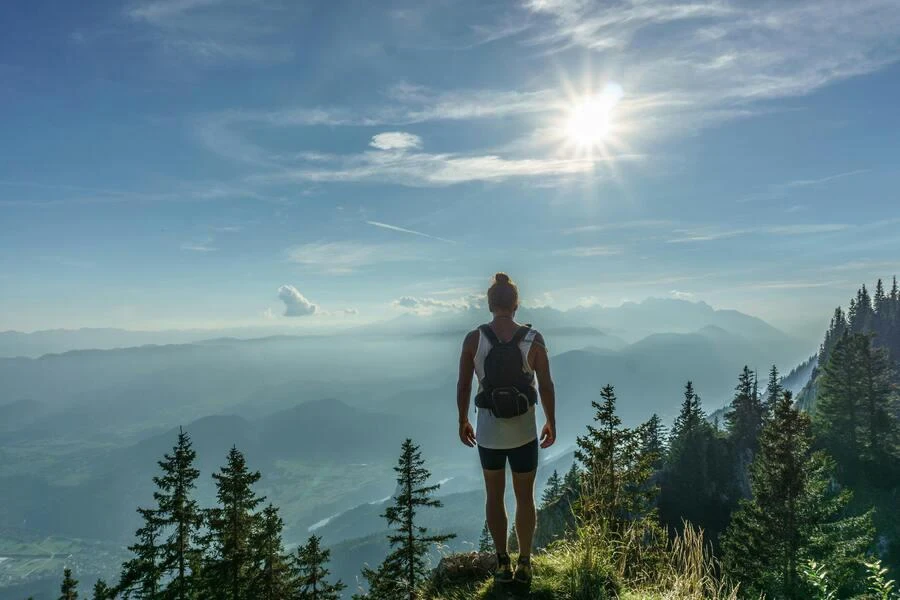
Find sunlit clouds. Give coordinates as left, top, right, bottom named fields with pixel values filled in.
left=278, top=284, right=318, bottom=317
left=2, top=0, right=900, bottom=331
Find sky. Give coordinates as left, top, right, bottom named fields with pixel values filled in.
left=1, top=0, right=899, bottom=335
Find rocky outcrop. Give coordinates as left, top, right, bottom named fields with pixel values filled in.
left=433, top=551, right=497, bottom=584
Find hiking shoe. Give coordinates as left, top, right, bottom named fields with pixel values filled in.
left=494, top=553, right=513, bottom=584
left=514, top=556, right=533, bottom=584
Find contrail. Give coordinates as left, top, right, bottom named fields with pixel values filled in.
left=366, top=220, right=455, bottom=244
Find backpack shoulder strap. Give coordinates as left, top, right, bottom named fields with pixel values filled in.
left=511, top=324, right=532, bottom=346
left=479, top=324, right=501, bottom=346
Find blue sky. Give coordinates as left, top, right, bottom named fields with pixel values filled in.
left=1, top=0, right=899, bottom=334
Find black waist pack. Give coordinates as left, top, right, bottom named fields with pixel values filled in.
left=484, top=387, right=532, bottom=419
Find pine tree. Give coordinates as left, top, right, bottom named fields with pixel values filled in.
left=857, top=284, right=874, bottom=331
left=816, top=332, right=899, bottom=485
left=857, top=336, right=898, bottom=472
left=153, top=428, right=203, bottom=600
left=540, top=470, right=563, bottom=508
left=575, top=385, right=656, bottom=527
left=477, top=520, right=493, bottom=553
left=726, top=366, right=764, bottom=456
left=205, top=447, right=265, bottom=600
left=60, top=568, right=79, bottom=600
left=820, top=307, right=849, bottom=366
left=765, top=365, right=783, bottom=417
left=722, top=392, right=873, bottom=599
left=361, top=439, right=455, bottom=600
left=292, top=535, right=345, bottom=600
left=251, top=504, right=293, bottom=600
left=563, top=462, right=581, bottom=493
left=874, top=278, right=888, bottom=318
left=119, top=506, right=164, bottom=598
left=91, top=580, right=111, bottom=600
left=670, top=381, right=705, bottom=443
left=661, top=381, right=734, bottom=536
left=639, top=413, right=667, bottom=470
left=848, top=297, right=859, bottom=333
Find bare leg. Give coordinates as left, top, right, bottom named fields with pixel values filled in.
left=511, top=469, right=537, bottom=558
left=482, top=468, right=507, bottom=554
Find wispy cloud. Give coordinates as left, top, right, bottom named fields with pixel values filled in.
left=562, top=219, right=674, bottom=235
left=552, top=245, right=623, bottom=257
left=0, top=179, right=282, bottom=208
left=667, top=223, right=850, bottom=243
left=285, top=242, right=417, bottom=274
left=736, top=280, right=848, bottom=291
left=739, top=169, right=871, bottom=203
left=245, top=139, right=629, bottom=188
left=124, top=0, right=294, bottom=64
left=392, top=294, right=483, bottom=315
left=180, top=239, right=217, bottom=252
left=202, top=85, right=556, bottom=135
left=366, top=220, right=455, bottom=244
left=179, top=1, right=898, bottom=192
left=125, top=0, right=222, bottom=23
left=522, top=0, right=900, bottom=134
left=667, top=228, right=749, bottom=243
left=764, top=224, right=850, bottom=235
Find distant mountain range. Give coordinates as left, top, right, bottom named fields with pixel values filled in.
left=357, top=297, right=800, bottom=344
left=0, top=300, right=814, bottom=448
left=0, top=297, right=814, bottom=357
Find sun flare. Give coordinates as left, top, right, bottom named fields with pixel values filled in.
left=564, top=83, right=623, bottom=148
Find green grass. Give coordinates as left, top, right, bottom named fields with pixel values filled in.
left=425, top=552, right=613, bottom=599
left=424, top=522, right=746, bottom=600
left=425, top=527, right=621, bottom=600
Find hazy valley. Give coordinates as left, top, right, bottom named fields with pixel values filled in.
left=0, top=298, right=818, bottom=598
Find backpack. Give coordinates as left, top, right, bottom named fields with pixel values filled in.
left=474, top=324, right=538, bottom=419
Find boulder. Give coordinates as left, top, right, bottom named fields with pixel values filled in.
left=434, top=551, right=497, bottom=583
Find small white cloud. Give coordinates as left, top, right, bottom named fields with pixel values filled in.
left=370, top=132, right=423, bottom=151
left=670, top=290, right=695, bottom=300
left=278, top=285, right=318, bottom=317
left=262, top=308, right=276, bottom=319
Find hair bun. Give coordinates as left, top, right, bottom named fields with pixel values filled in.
left=494, top=272, right=510, bottom=284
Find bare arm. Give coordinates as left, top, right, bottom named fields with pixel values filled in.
left=456, top=330, right=478, bottom=446
left=531, top=333, right=557, bottom=448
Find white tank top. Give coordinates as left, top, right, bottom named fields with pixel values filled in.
left=474, top=326, right=539, bottom=450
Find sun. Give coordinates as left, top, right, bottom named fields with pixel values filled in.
left=564, top=83, right=623, bottom=149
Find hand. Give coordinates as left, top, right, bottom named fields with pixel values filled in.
left=459, top=421, right=476, bottom=447
left=540, top=422, right=556, bottom=449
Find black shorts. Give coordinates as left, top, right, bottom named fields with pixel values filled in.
left=478, top=439, right=539, bottom=473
